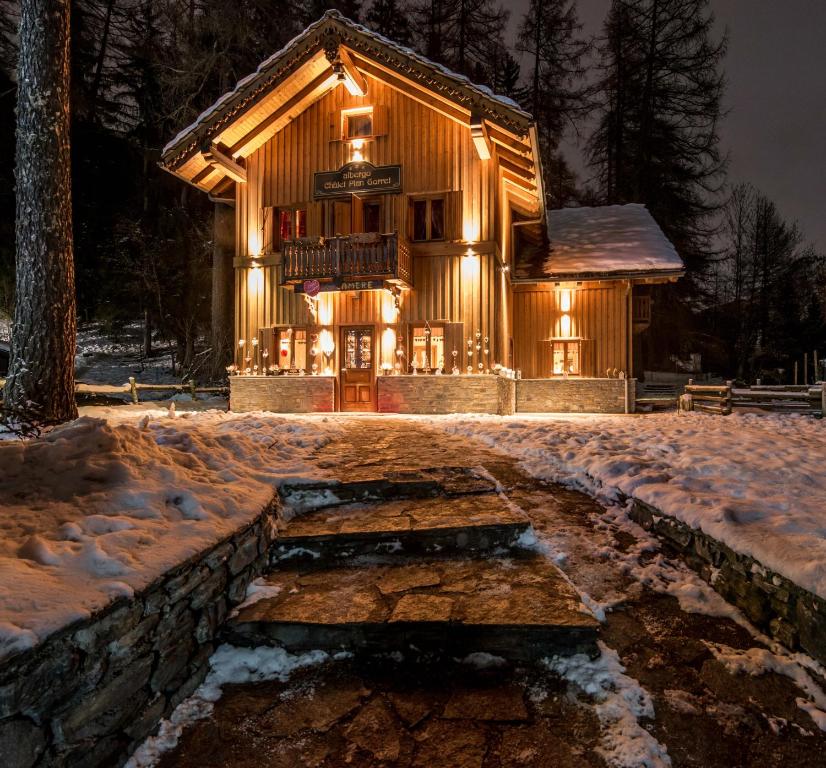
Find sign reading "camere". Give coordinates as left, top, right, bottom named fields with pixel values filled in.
left=313, top=161, right=402, bottom=199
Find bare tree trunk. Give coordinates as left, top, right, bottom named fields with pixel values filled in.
left=6, top=0, right=77, bottom=423
left=143, top=306, right=152, bottom=358
left=210, top=201, right=235, bottom=379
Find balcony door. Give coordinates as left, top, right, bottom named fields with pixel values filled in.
left=340, top=326, right=375, bottom=411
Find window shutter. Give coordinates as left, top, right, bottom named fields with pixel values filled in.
left=333, top=201, right=351, bottom=235
left=351, top=195, right=364, bottom=233
left=446, top=191, right=462, bottom=241
left=372, top=105, right=388, bottom=136
left=328, top=110, right=342, bottom=142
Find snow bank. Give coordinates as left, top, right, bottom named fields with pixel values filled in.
left=437, top=412, right=826, bottom=600
left=126, top=643, right=332, bottom=768
left=545, top=642, right=671, bottom=767
left=0, top=411, right=345, bottom=657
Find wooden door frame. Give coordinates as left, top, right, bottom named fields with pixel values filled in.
left=339, top=324, right=377, bottom=412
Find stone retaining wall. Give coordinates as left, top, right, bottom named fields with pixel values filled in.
left=516, top=378, right=635, bottom=414
left=0, top=502, right=278, bottom=768
left=630, top=499, right=826, bottom=666
left=230, top=376, right=335, bottom=412
left=377, top=375, right=516, bottom=415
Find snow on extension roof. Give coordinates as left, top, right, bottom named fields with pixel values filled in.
left=525, top=204, right=684, bottom=280
left=162, top=10, right=531, bottom=161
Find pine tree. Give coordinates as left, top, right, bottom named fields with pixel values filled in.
left=366, top=0, right=413, bottom=45
left=411, top=0, right=509, bottom=83
left=6, top=0, right=77, bottom=422
left=588, top=0, right=727, bottom=289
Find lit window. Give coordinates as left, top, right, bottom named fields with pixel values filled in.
left=272, top=328, right=307, bottom=371
left=277, top=208, right=307, bottom=247
left=552, top=341, right=580, bottom=376
left=345, top=110, right=373, bottom=140
left=411, top=197, right=446, bottom=242
left=411, top=325, right=445, bottom=371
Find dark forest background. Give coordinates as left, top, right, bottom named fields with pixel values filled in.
left=0, top=0, right=823, bottom=382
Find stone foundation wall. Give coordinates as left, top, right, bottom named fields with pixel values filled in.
left=377, top=375, right=516, bottom=415
left=516, top=378, right=635, bottom=414
left=0, top=503, right=278, bottom=768
left=230, top=376, right=335, bottom=413
left=630, top=499, right=826, bottom=666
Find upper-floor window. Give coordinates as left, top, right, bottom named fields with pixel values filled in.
left=411, top=197, right=445, bottom=242
left=362, top=201, right=381, bottom=233
left=344, top=108, right=373, bottom=140
left=277, top=207, right=306, bottom=246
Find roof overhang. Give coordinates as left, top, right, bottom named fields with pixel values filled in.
left=160, top=11, right=537, bottom=196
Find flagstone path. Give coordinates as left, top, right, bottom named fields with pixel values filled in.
left=157, top=417, right=826, bottom=768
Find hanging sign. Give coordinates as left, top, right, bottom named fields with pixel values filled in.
left=313, top=161, right=402, bottom=199
left=294, top=278, right=385, bottom=294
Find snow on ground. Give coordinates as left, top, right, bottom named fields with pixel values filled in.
left=125, top=643, right=335, bottom=768
left=0, top=408, right=347, bottom=658
left=545, top=642, right=671, bottom=768
left=437, top=411, right=826, bottom=601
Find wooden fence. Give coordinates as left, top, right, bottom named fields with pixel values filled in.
left=0, top=377, right=226, bottom=404
left=681, top=380, right=733, bottom=415
left=682, top=380, right=826, bottom=416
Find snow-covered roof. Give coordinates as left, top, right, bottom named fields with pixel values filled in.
left=161, top=10, right=532, bottom=169
left=515, top=204, right=684, bottom=281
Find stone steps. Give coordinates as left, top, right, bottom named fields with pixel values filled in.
left=225, top=556, right=599, bottom=663
left=272, top=493, right=532, bottom=564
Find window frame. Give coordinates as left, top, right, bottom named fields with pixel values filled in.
left=409, top=196, right=447, bottom=242
left=343, top=107, right=374, bottom=141
left=409, top=324, right=446, bottom=372
left=275, top=206, right=307, bottom=249
left=551, top=340, right=582, bottom=377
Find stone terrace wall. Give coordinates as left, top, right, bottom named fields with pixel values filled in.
left=378, top=375, right=516, bottom=415
left=516, top=378, right=635, bottom=414
left=631, top=499, right=826, bottom=666
left=0, top=503, right=278, bottom=768
left=230, top=376, right=335, bottom=413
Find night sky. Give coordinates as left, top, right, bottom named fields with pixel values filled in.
left=508, top=0, right=826, bottom=253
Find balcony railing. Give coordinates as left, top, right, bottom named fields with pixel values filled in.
left=281, top=232, right=412, bottom=287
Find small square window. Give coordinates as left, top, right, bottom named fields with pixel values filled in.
left=552, top=341, right=580, bottom=376
left=410, top=197, right=446, bottom=242
left=345, top=112, right=373, bottom=139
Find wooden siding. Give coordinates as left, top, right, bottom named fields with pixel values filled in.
left=512, top=284, right=630, bottom=378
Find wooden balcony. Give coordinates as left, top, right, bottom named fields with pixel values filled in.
left=281, top=232, right=412, bottom=288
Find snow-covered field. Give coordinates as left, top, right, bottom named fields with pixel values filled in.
left=0, top=407, right=346, bottom=659
left=437, top=412, right=826, bottom=601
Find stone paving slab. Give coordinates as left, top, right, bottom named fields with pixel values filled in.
left=272, top=493, right=531, bottom=563
left=225, top=557, right=599, bottom=662
left=156, top=659, right=604, bottom=768
left=279, top=466, right=498, bottom=515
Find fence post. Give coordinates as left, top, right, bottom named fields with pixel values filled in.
left=724, top=380, right=733, bottom=415
left=822, top=383, right=825, bottom=417
left=128, top=377, right=138, bottom=404
left=189, top=379, right=197, bottom=401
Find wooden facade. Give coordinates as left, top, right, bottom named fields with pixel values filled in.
left=161, top=11, right=682, bottom=412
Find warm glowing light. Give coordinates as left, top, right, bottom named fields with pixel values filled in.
left=560, top=314, right=572, bottom=338
left=247, top=266, right=264, bottom=294
left=317, top=295, right=333, bottom=325
left=560, top=289, right=572, bottom=313
left=462, top=218, right=480, bottom=242
left=382, top=328, right=396, bottom=366
left=382, top=291, right=400, bottom=323
left=351, top=138, right=365, bottom=150
left=319, top=329, right=335, bottom=356
left=351, top=148, right=364, bottom=162
left=248, top=231, right=262, bottom=257
left=461, top=250, right=480, bottom=279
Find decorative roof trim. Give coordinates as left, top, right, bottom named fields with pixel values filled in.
left=161, top=11, right=533, bottom=171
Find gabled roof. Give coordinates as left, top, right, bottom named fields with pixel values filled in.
left=160, top=10, right=536, bottom=197
left=515, top=204, right=685, bottom=282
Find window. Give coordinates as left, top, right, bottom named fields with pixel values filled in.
left=277, top=208, right=306, bottom=247
left=344, top=110, right=373, bottom=140
left=633, top=295, right=651, bottom=324
left=410, top=197, right=446, bottom=242
left=411, top=325, right=445, bottom=371
left=362, top=201, right=381, bottom=233
left=552, top=341, right=580, bottom=376
left=273, top=328, right=307, bottom=371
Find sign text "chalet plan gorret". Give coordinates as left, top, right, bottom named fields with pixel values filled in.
left=313, top=161, right=402, bottom=199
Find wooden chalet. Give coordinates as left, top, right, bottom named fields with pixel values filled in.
left=161, top=11, right=684, bottom=414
